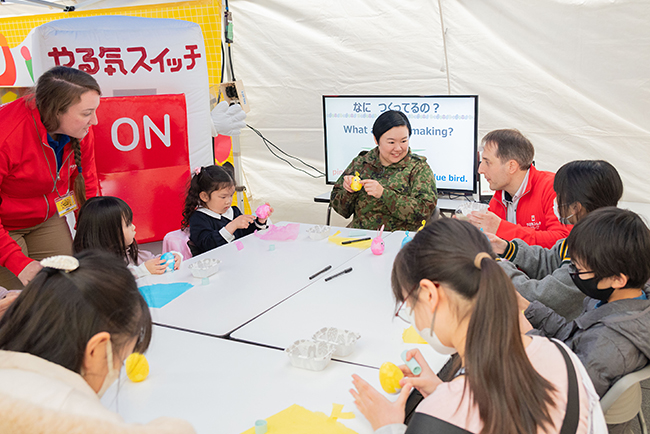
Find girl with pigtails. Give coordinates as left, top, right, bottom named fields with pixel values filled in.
left=0, top=66, right=99, bottom=290
left=351, top=218, right=606, bottom=434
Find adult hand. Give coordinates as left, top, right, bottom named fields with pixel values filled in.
left=467, top=210, right=501, bottom=234
left=361, top=179, right=384, bottom=198
left=399, top=349, right=442, bottom=398
left=145, top=256, right=168, bottom=275
left=18, top=261, right=43, bottom=286
left=485, top=232, right=508, bottom=255
left=350, top=374, right=412, bottom=431
left=342, top=175, right=355, bottom=193
left=211, top=101, right=247, bottom=136
left=0, top=292, right=19, bottom=319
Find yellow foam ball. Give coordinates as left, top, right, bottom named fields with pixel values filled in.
left=379, top=362, right=404, bottom=394
left=125, top=353, right=149, bottom=383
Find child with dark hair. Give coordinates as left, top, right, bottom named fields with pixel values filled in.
left=74, top=196, right=182, bottom=278
left=0, top=251, right=194, bottom=432
left=350, top=218, right=605, bottom=434
left=492, top=160, right=624, bottom=319
left=182, top=164, right=272, bottom=255
left=520, top=207, right=650, bottom=398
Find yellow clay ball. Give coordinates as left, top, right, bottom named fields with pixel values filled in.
left=351, top=172, right=363, bottom=192
left=379, top=362, right=404, bottom=394
left=125, top=352, right=149, bottom=383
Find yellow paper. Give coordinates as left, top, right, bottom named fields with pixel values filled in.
left=328, top=231, right=372, bottom=249
left=240, top=404, right=357, bottom=434
left=402, top=326, right=427, bottom=344
left=329, top=403, right=355, bottom=420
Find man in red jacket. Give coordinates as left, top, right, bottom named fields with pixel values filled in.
left=468, top=129, right=569, bottom=248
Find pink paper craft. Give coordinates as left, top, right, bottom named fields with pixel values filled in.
left=235, top=241, right=244, bottom=251
left=255, top=223, right=300, bottom=241
left=256, top=203, right=271, bottom=219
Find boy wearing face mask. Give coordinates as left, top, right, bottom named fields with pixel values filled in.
left=520, top=207, right=650, bottom=398
left=492, top=160, right=624, bottom=320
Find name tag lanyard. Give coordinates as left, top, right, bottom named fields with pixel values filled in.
left=31, top=113, right=78, bottom=217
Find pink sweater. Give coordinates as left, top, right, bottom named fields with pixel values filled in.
left=417, top=336, right=591, bottom=433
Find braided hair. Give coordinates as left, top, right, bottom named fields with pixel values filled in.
left=34, top=66, right=101, bottom=207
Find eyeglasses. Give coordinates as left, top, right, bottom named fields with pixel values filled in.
left=394, top=299, right=411, bottom=323
left=568, top=263, right=594, bottom=279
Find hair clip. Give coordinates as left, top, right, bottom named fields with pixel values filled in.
left=40, top=255, right=80, bottom=273
left=193, top=167, right=201, bottom=176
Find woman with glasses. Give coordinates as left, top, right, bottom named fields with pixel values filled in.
left=489, top=160, right=623, bottom=320
left=350, top=218, right=605, bottom=434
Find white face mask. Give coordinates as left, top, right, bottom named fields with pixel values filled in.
left=553, top=199, right=574, bottom=225
left=406, top=307, right=457, bottom=355
left=96, top=340, right=119, bottom=398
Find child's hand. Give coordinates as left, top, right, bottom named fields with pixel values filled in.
left=350, top=374, right=411, bottom=431
left=145, top=256, right=167, bottom=275
left=0, top=291, right=20, bottom=320
left=226, top=214, right=256, bottom=233
left=257, top=203, right=274, bottom=224
left=398, top=349, right=442, bottom=398
left=172, top=253, right=182, bottom=270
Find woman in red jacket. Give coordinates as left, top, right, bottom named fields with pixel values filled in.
left=0, top=66, right=99, bottom=289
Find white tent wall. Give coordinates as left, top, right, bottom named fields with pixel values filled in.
left=231, top=0, right=650, bottom=225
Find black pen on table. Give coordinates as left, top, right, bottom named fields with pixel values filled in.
left=341, top=237, right=371, bottom=245
left=309, top=265, right=332, bottom=280
left=325, top=267, right=353, bottom=282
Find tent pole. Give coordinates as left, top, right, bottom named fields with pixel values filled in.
left=222, top=0, right=245, bottom=211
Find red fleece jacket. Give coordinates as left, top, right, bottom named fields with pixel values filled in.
left=0, top=97, right=98, bottom=276
left=489, top=165, right=570, bottom=248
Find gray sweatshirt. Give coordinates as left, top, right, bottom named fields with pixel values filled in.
left=499, top=237, right=586, bottom=320
left=526, top=293, right=650, bottom=397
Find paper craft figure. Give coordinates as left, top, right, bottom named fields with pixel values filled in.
left=350, top=172, right=362, bottom=192
left=255, top=224, right=300, bottom=241
left=371, top=225, right=385, bottom=255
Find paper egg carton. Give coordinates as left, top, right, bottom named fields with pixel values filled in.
left=188, top=258, right=221, bottom=278
left=455, top=202, right=489, bottom=216
left=306, top=225, right=331, bottom=240
left=312, top=327, right=361, bottom=357
left=285, top=340, right=337, bottom=371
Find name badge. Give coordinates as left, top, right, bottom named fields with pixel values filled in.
left=55, top=192, right=78, bottom=217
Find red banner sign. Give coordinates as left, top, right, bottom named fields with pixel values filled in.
left=94, top=94, right=190, bottom=243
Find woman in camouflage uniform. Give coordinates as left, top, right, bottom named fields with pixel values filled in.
left=330, top=110, right=437, bottom=231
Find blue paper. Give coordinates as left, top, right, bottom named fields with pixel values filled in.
left=139, top=282, right=193, bottom=308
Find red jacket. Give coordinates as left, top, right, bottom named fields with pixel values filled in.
left=0, top=97, right=98, bottom=276
left=489, top=165, right=570, bottom=248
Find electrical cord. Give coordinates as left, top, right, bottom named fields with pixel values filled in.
left=246, top=124, right=325, bottom=179
left=227, top=44, right=236, bottom=82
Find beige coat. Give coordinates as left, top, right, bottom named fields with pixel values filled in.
left=0, top=350, right=195, bottom=434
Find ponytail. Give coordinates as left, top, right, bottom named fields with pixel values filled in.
left=465, top=257, right=556, bottom=434
left=70, top=138, right=87, bottom=207
left=392, top=219, right=557, bottom=434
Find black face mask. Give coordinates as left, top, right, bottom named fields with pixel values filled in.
left=570, top=273, right=615, bottom=301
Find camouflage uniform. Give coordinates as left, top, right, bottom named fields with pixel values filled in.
left=330, top=148, right=437, bottom=231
